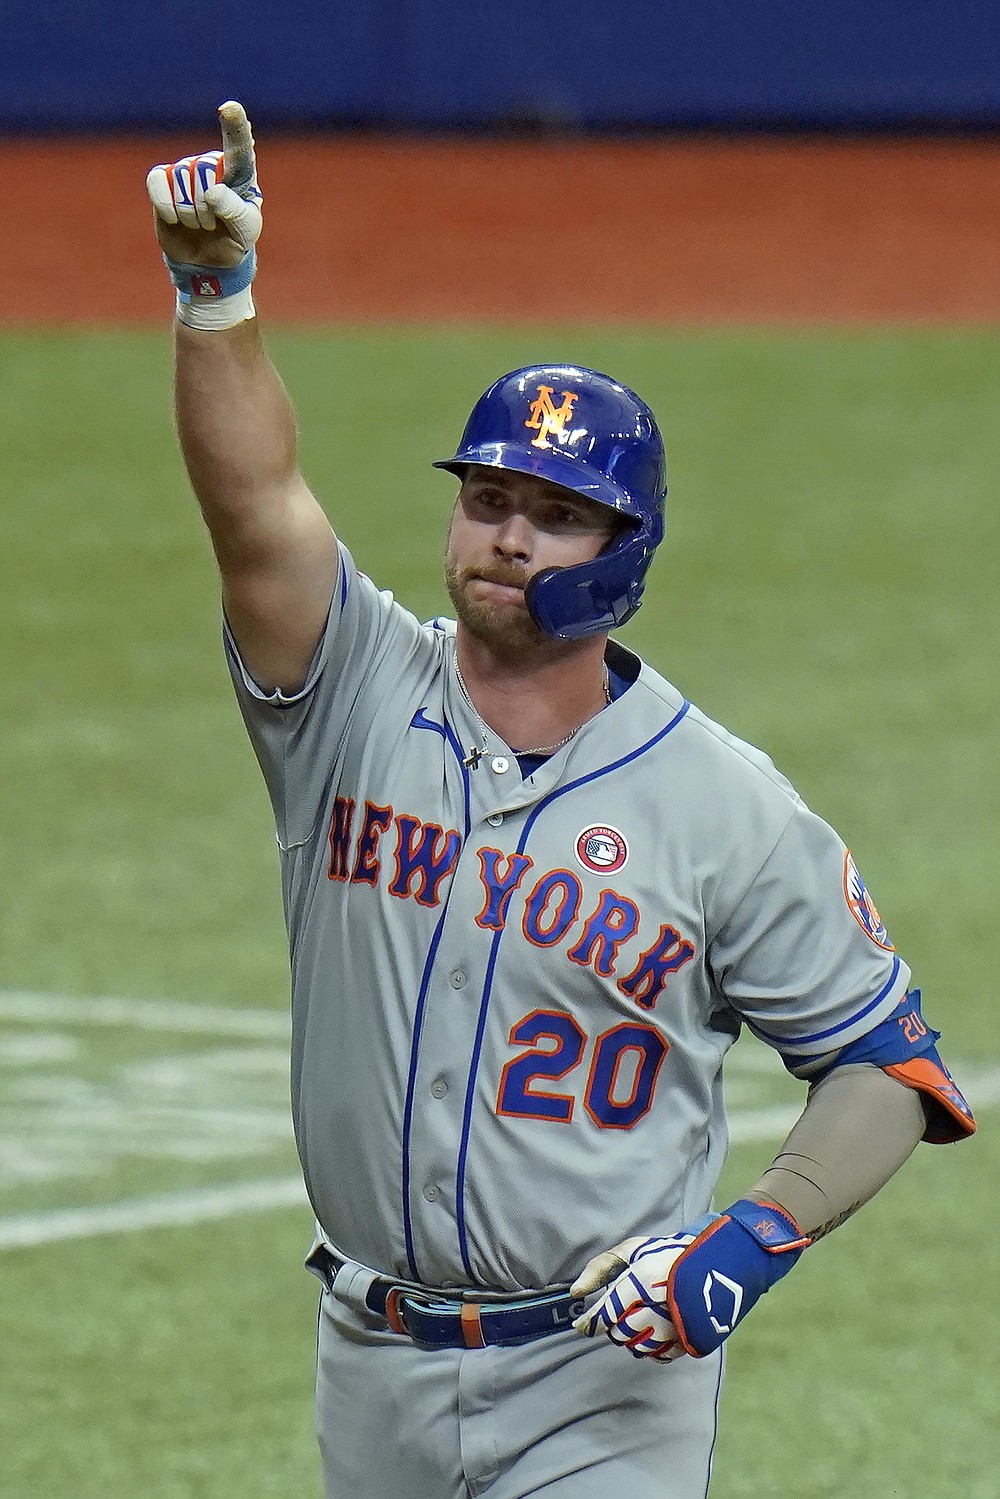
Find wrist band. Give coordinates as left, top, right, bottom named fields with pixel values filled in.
left=176, top=285, right=256, bottom=331
left=163, top=247, right=257, bottom=303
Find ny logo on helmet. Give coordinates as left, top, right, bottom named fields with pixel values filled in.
left=525, top=385, right=580, bottom=450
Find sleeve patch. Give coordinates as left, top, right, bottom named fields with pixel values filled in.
left=843, top=852, right=895, bottom=951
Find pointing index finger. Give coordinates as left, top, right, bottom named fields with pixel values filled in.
left=218, top=100, right=256, bottom=190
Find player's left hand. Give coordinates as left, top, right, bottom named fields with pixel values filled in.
left=571, top=1199, right=811, bottom=1361
left=570, top=1230, right=703, bottom=1360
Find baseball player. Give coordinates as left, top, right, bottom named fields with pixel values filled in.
left=147, top=105, right=975, bottom=1498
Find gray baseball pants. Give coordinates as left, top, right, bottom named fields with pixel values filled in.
left=314, top=1257, right=724, bottom=1498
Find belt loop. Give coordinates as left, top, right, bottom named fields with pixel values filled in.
left=305, top=1242, right=337, bottom=1291
left=460, top=1302, right=486, bottom=1349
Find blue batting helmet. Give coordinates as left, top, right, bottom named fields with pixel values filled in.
left=434, top=364, right=666, bottom=640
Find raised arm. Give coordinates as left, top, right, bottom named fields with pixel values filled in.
left=147, top=103, right=339, bottom=694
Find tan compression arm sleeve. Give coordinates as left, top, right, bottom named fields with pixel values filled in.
left=748, top=1064, right=927, bottom=1240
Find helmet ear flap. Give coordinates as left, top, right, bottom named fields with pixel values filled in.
left=525, top=513, right=662, bottom=641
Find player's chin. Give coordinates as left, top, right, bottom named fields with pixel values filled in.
left=448, top=583, right=545, bottom=651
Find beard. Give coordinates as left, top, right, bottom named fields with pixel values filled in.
left=443, top=555, right=549, bottom=654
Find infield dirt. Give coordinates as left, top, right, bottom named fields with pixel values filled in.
left=1, top=134, right=998, bottom=325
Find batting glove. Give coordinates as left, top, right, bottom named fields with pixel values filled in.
left=571, top=1199, right=811, bottom=1361
left=146, top=101, right=263, bottom=330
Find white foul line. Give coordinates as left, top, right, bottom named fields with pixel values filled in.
left=0, top=1113, right=798, bottom=1253
left=0, top=992, right=302, bottom=1251
left=1, top=988, right=995, bottom=1255
left=0, top=1176, right=308, bottom=1251
left=0, top=990, right=289, bottom=1039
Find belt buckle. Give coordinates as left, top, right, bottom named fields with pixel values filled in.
left=384, top=1284, right=456, bottom=1339
left=391, top=1288, right=486, bottom=1348
left=383, top=1285, right=409, bottom=1336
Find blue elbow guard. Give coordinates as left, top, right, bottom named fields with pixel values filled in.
left=823, top=990, right=975, bottom=1143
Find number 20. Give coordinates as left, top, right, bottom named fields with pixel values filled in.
left=496, top=1009, right=668, bottom=1130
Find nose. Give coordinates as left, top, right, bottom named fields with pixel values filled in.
left=493, top=511, right=534, bottom=562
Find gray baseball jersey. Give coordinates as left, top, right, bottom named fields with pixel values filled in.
left=226, top=540, right=909, bottom=1295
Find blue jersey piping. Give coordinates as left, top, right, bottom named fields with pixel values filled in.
left=454, top=699, right=691, bottom=1279
left=748, top=954, right=902, bottom=1050
left=701, top=1349, right=725, bottom=1498
left=399, top=707, right=472, bottom=1278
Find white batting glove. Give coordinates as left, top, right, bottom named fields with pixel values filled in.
left=146, top=101, right=263, bottom=329
left=573, top=1202, right=810, bottom=1362
left=570, top=1231, right=704, bottom=1361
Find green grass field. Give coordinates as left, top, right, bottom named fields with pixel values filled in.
left=1, top=326, right=998, bottom=1498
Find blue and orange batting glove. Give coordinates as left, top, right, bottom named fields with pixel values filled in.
left=572, top=1199, right=811, bottom=1360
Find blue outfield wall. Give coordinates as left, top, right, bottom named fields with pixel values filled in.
left=7, top=0, right=1000, bottom=132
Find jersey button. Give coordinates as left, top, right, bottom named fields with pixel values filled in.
left=431, top=1079, right=448, bottom=1098
left=491, top=756, right=510, bottom=775
left=486, top=812, right=504, bottom=827
left=422, top=1184, right=440, bottom=1202
left=449, top=969, right=466, bottom=989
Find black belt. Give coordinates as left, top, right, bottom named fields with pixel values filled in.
left=308, top=1245, right=587, bottom=1350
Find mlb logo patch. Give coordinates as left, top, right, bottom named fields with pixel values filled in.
left=843, top=852, right=894, bottom=951
left=575, top=825, right=629, bottom=875
left=191, top=274, right=223, bottom=297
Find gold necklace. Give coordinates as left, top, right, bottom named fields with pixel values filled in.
left=453, top=657, right=611, bottom=761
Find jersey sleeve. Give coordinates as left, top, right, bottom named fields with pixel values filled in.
left=708, top=800, right=911, bottom=1061
left=223, top=540, right=439, bottom=849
